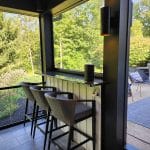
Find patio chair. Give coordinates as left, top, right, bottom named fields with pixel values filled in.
left=20, top=82, right=43, bottom=135
left=129, top=71, right=144, bottom=97
left=129, top=70, right=150, bottom=97
left=45, top=92, right=96, bottom=150
left=137, top=69, right=150, bottom=83
left=30, top=85, right=56, bottom=150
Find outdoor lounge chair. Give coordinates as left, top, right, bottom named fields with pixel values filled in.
left=45, top=92, right=96, bottom=150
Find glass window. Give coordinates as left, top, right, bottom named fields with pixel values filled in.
left=0, top=13, right=41, bottom=87
left=0, top=12, right=41, bottom=127
left=53, top=0, right=103, bottom=73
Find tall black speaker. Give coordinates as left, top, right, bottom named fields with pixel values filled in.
left=101, top=6, right=110, bottom=36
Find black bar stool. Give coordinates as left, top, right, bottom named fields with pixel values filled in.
left=45, top=92, right=96, bottom=150
left=20, top=82, right=41, bottom=135
left=30, top=85, right=56, bottom=150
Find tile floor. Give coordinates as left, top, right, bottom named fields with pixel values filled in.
left=0, top=123, right=85, bottom=150
left=127, top=84, right=150, bottom=150
left=127, top=121, right=150, bottom=150
left=0, top=123, right=50, bottom=150
left=1, top=122, right=149, bottom=150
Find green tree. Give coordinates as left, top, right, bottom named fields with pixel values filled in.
left=133, top=0, right=150, bottom=36
left=54, top=0, right=103, bottom=72
left=0, top=13, right=40, bottom=76
left=130, top=36, right=150, bottom=66
left=131, top=20, right=143, bottom=37
left=130, top=19, right=150, bottom=66
left=0, top=12, right=19, bottom=72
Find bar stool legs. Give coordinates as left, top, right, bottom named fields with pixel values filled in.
left=33, top=105, right=39, bottom=138
left=23, top=98, right=28, bottom=127
left=43, top=110, right=50, bottom=150
left=23, top=99, right=36, bottom=136
left=92, top=101, right=96, bottom=150
left=92, top=113, right=96, bottom=150
left=67, top=126, right=73, bottom=150
left=31, top=101, right=36, bottom=135
left=32, top=106, right=52, bottom=150
left=48, top=116, right=54, bottom=150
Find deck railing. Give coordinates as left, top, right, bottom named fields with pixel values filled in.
left=0, top=85, right=32, bottom=129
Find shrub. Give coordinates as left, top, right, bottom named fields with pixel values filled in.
left=0, top=88, right=23, bottom=119
left=0, top=69, right=26, bottom=87
left=129, top=36, right=150, bottom=67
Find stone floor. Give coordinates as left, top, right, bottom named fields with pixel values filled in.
left=0, top=123, right=54, bottom=150
left=128, top=84, right=150, bottom=104
left=127, top=121, right=150, bottom=150
left=0, top=123, right=84, bottom=150
left=127, top=83, right=150, bottom=150
left=0, top=122, right=144, bottom=150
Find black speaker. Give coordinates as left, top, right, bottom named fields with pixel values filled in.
left=101, top=6, right=110, bottom=36
left=84, top=64, right=94, bottom=83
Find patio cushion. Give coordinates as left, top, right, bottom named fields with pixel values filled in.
left=75, top=103, right=92, bottom=122
left=137, top=69, right=150, bottom=83
left=129, top=71, right=143, bottom=82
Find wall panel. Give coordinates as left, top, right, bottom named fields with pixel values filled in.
left=47, top=76, right=101, bottom=150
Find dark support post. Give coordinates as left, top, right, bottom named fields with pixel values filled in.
left=39, top=11, right=54, bottom=83
left=102, top=0, right=131, bottom=149
left=39, top=11, right=54, bottom=84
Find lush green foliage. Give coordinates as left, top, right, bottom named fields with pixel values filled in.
left=53, top=0, right=150, bottom=70
left=130, top=36, right=150, bottom=66
left=130, top=11, right=150, bottom=66
left=0, top=14, right=41, bottom=120
left=133, top=0, right=150, bottom=36
left=54, top=0, right=103, bottom=72
left=0, top=88, right=21, bottom=119
left=129, top=0, right=150, bottom=66
left=0, top=70, right=41, bottom=119
left=0, top=14, right=41, bottom=75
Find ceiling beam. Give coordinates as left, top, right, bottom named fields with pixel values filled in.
left=0, top=0, right=88, bottom=16
left=50, top=0, right=88, bottom=15
left=48, top=0, right=65, bottom=9
left=0, top=0, right=38, bottom=16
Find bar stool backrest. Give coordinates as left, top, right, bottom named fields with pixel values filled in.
left=45, top=93, right=76, bottom=125
left=30, top=86, right=54, bottom=111
left=20, top=82, right=36, bottom=102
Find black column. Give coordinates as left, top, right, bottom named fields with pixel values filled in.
left=101, top=0, right=131, bottom=149
left=39, top=11, right=54, bottom=74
